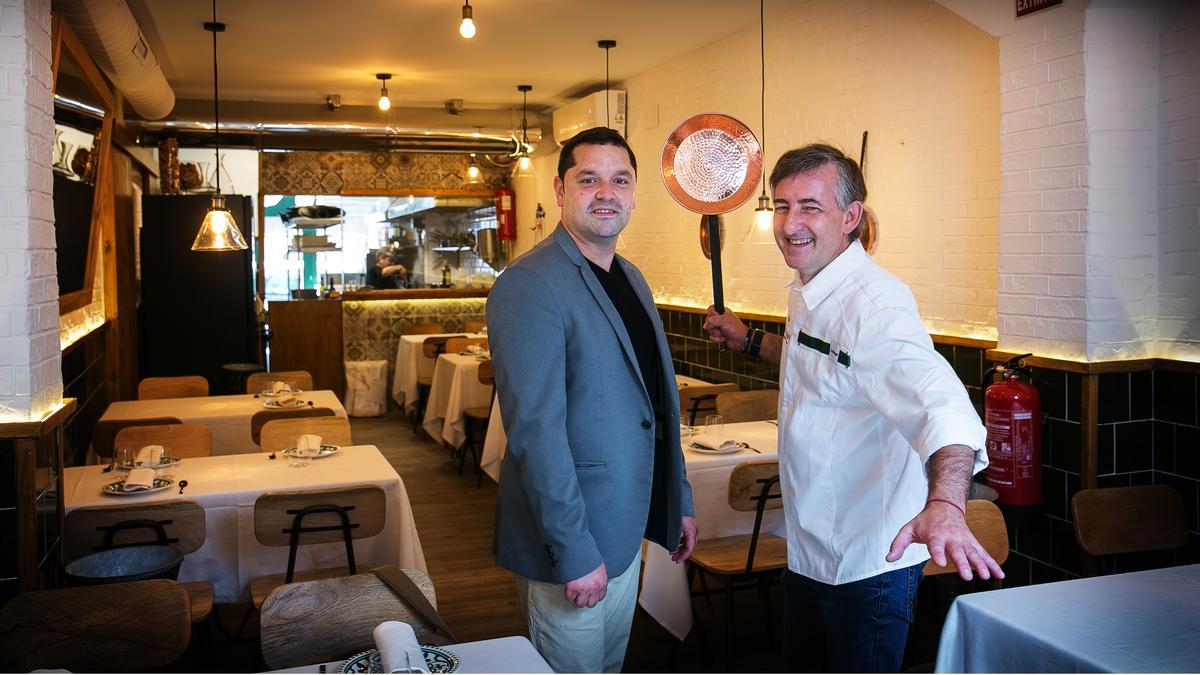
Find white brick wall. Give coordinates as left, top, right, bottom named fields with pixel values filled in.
left=0, top=0, right=60, bottom=421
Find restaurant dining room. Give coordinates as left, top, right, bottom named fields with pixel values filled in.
left=1, top=0, right=1198, bottom=672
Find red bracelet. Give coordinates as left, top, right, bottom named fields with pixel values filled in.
left=927, top=498, right=966, bottom=517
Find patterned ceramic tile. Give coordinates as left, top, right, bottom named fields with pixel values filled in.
left=261, top=151, right=507, bottom=194
left=342, top=299, right=487, bottom=380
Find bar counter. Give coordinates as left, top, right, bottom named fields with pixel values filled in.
left=340, top=288, right=489, bottom=300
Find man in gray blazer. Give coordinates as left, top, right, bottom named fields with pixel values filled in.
left=487, top=127, right=698, bottom=673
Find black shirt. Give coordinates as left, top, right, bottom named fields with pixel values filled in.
left=366, top=265, right=400, bottom=289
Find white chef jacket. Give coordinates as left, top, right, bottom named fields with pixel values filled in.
left=777, top=240, right=987, bottom=585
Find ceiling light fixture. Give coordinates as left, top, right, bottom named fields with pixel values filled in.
left=598, top=40, right=616, bottom=128
left=744, top=0, right=774, bottom=244
left=376, top=73, right=392, bottom=111
left=459, top=0, right=476, bottom=39
left=466, top=153, right=483, bottom=185
left=512, top=84, right=534, bottom=178
left=191, top=0, right=247, bottom=252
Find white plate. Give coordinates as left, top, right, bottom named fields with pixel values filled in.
left=688, top=441, right=742, bottom=455
left=339, top=646, right=460, bottom=673
left=260, top=388, right=302, bottom=397
left=280, top=445, right=340, bottom=459
left=101, top=477, right=174, bottom=496
left=262, top=398, right=309, bottom=409
left=116, top=456, right=181, bottom=472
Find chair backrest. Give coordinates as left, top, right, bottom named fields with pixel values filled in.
left=726, top=460, right=783, bottom=573
left=0, top=579, right=191, bottom=672
left=463, top=320, right=486, bottom=333
left=91, top=416, right=183, bottom=461
left=1071, top=485, right=1187, bottom=557
left=477, top=359, right=494, bottom=386
left=421, top=335, right=461, bottom=359
left=405, top=322, right=445, bottom=336
left=445, top=336, right=488, bottom=354
left=63, top=499, right=207, bottom=561
left=254, top=484, right=386, bottom=582
left=716, top=389, right=780, bottom=423
left=113, top=423, right=212, bottom=459
left=923, top=500, right=1010, bottom=576
left=677, top=382, right=739, bottom=426
left=259, top=570, right=437, bottom=669
left=250, top=407, right=336, bottom=446
left=246, top=370, right=314, bottom=395
left=259, top=416, right=354, bottom=452
left=138, top=375, right=208, bottom=400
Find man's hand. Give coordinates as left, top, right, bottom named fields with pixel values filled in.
left=886, top=500, right=1005, bottom=582
left=671, top=516, right=699, bottom=563
left=703, top=306, right=747, bottom=349
left=563, top=563, right=608, bottom=608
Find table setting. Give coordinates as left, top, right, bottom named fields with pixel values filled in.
left=391, top=332, right=486, bottom=410
left=268, top=635, right=551, bottom=674
left=421, top=353, right=493, bottom=448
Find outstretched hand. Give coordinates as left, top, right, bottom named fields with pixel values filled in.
left=886, top=500, right=1005, bottom=581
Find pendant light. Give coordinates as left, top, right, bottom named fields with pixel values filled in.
left=459, top=0, right=476, bottom=39
left=598, top=40, right=615, bottom=127
left=192, top=0, right=247, bottom=252
left=512, top=84, right=534, bottom=179
left=376, top=73, right=392, bottom=111
left=465, top=153, right=483, bottom=185
left=744, top=0, right=774, bottom=244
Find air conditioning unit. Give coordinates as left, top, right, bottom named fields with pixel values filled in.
left=552, top=91, right=626, bottom=146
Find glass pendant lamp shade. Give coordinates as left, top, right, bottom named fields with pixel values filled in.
left=466, top=154, right=483, bottom=184
left=512, top=154, right=534, bottom=178
left=744, top=191, right=775, bottom=244
left=192, top=195, right=247, bottom=251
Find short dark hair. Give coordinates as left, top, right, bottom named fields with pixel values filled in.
left=770, top=143, right=867, bottom=242
left=557, top=127, right=637, bottom=179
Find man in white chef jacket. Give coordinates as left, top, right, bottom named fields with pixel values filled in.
left=703, top=143, right=1003, bottom=673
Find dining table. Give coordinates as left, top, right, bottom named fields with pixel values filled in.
left=479, top=374, right=712, bottom=483
left=63, top=444, right=426, bottom=604
left=421, top=351, right=492, bottom=448
left=97, top=390, right=348, bottom=456
left=391, top=332, right=486, bottom=410
left=268, top=636, right=552, bottom=673
left=934, top=563, right=1200, bottom=673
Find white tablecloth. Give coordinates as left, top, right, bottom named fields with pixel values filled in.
left=935, top=564, right=1200, bottom=673
left=63, top=445, right=426, bottom=603
left=480, top=374, right=710, bottom=483
left=422, top=353, right=492, bottom=448
left=391, top=332, right=485, bottom=409
left=269, top=636, right=552, bottom=673
left=98, top=391, right=348, bottom=456
left=637, top=420, right=781, bottom=640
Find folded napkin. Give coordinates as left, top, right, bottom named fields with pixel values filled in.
left=134, top=445, right=164, bottom=468
left=270, top=380, right=292, bottom=394
left=123, top=468, right=158, bottom=492
left=374, top=621, right=427, bottom=673
left=294, top=434, right=323, bottom=457
left=689, top=434, right=738, bottom=452
left=275, top=393, right=297, bottom=405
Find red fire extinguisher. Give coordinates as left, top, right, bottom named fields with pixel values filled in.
left=983, top=353, right=1042, bottom=506
left=496, top=187, right=516, bottom=241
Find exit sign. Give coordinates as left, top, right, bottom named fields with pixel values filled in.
left=1017, top=0, right=1064, bottom=18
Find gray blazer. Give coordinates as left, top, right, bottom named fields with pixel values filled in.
left=487, top=224, right=695, bottom=584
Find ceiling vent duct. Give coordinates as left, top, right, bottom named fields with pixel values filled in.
left=56, top=0, right=176, bottom=119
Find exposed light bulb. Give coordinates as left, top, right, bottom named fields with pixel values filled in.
left=376, top=73, right=392, bottom=111
left=459, top=2, right=476, bottom=38
left=378, top=93, right=391, bottom=111
left=743, top=193, right=776, bottom=244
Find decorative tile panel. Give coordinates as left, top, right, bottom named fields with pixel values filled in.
left=261, top=151, right=508, bottom=195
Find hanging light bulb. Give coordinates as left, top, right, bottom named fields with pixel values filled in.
left=465, top=153, right=483, bottom=185
left=459, top=0, right=476, bottom=38
left=744, top=0, right=774, bottom=244
left=376, top=73, right=391, bottom=111
left=512, top=84, right=535, bottom=178
left=192, top=0, right=246, bottom=252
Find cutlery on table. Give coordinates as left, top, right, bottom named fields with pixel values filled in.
left=736, top=442, right=762, bottom=454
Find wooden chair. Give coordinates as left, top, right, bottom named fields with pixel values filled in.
left=687, top=460, right=786, bottom=669
left=260, top=416, right=354, bottom=453
left=678, top=382, right=739, bottom=426
left=91, top=416, right=182, bottom=462
left=0, top=579, right=191, bottom=672
left=1072, top=485, right=1187, bottom=564
left=250, top=407, right=336, bottom=447
left=716, top=389, right=779, bottom=423
left=444, top=336, right=488, bottom=354
left=63, top=500, right=214, bottom=626
left=138, top=375, right=209, bottom=400
left=460, top=359, right=494, bottom=487
left=113, top=423, right=212, bottom=459
left=248, top=484, right=387, bottom=610
left=923, top=499, right=1010, bottom=577
left=259, top=569, right=437, bottom=669
left=246, top=370, right=314, bottom=395
left=405, top=322, right=445, bottom=335
left=463, top=320, right=486, bottom=333
left=413, top=335, right=461, bottom=434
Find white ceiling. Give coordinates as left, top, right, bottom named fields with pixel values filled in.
left=130, top=0, right=760, bottom=114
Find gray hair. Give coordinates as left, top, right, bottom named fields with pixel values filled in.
left=769, top=143, right=867, bottom=242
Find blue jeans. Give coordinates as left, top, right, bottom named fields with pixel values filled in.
left=783, top=563, right=923, bottom=673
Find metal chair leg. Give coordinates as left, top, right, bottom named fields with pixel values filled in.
left=760, top=575, right=775, bottom=651
left=724, top=577, right=736, bottom=671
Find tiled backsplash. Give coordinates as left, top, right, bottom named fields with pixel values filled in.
left=658, top=306, right=781, bottom=391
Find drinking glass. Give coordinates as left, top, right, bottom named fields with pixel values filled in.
left=115, top=447, right=135, bottom=471
left=287, top=450, right=310, bottom=470
left=704, top=414, right=725, bottom=437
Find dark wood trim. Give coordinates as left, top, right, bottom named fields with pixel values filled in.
left=987, top=349, right=1195, bottom=375
left=0, top=399, right=76, bottom=438
left=930, top=333, right=998, bottom=350
left=341, top=288, right=490, bottom=301
left=1079, top=374, right=1098, bottom=491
